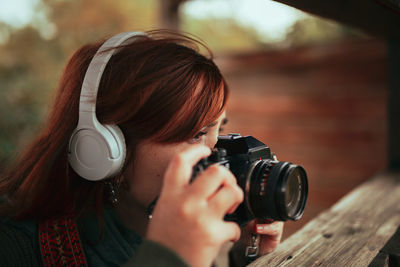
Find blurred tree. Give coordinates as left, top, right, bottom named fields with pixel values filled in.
left=0, top=0, right=160, bottom=167
left=181, top=15, right=264, bottom=53
left=0, top=26, right=59, bottom=166
left=41, top=0, right=159, bottom=52
left=285, top=16, right=365, bottom=46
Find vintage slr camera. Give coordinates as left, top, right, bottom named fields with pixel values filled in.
left=147, top=134, right=308, bottom=226
left=192, top=134, right=308, bottom=225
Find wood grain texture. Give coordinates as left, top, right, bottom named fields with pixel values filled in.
left=248, top=172, right=400, bottom=266
left=369, top=225, right=400, bottom=266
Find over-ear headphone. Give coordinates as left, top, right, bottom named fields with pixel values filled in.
left=68, top=32, right=145, bottom=181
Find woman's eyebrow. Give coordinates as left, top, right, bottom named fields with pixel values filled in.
left=205, top=121, right=218, bottom=128
left=204, top=117, right=229, bottom=129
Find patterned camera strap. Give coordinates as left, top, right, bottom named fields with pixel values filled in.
left=39, top=216, right=88, bottom=267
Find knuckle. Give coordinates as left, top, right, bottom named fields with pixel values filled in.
left=204, top=226, right=221, bottom=245
left=206, top=165, right=232, bottom=181
left=177, top=198, right=193, bottom=218
left=220, top=166, right=237, bottom=184
left=172, top=154, right=186, bottom=166
left=213, top=196, right=225, bottom=211
left=191, top=215, right=203, bottom=231
left=235, top=185, right=244, bottom=202
left=228, top=223, right=241, bottom=242
left=206, top=164, right=222, bottom=176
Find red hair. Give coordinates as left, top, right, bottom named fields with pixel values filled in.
left=0, top=30, right=228, bottom=220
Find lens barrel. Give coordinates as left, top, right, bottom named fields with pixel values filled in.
left=248, top=160, right=308, bottom=221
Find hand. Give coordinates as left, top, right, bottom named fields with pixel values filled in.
left=146, top=145, right=244, bottom=267
left=230, top=219, right=284, bottom=266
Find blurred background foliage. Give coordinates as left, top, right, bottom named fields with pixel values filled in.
left=0, top=0, right=362, bottom=168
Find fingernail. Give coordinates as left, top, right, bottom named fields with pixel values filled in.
left=256, top=225, right=264, bottom=233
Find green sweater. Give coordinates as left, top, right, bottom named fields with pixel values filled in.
left=0, top=208, right=190, bottom=267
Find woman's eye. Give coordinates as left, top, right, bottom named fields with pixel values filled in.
left=191, top=131, right=207, bottom=143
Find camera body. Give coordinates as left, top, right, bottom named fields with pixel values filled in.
left=192, top=134, right=308, bottom=226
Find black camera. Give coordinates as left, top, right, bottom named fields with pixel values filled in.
left=193, top=134, right=308, bottom=225
left=147, top=134, right=308, bottom=226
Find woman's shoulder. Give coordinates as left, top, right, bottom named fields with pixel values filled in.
left=0, top=217, right=40, bottom=266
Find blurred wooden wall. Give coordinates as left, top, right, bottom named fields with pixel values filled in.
left=215, top=39, right=387, bottom=239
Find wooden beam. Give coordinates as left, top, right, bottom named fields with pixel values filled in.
left=369, top=225, right=400, bottom=266
left=249, top=172, right=400, bottom=266
left=388, top=41, right=400, bottom=170
left=273, top=0, right=400, bottom=40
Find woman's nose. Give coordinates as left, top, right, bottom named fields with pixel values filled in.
left=207, top=131, right=219, bottom=149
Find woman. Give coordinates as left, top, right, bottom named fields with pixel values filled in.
left=0, top=30, right=283, bottom=266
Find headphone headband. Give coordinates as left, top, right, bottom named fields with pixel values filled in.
left=79, top=31, right=145, bottom=117
left=69, top=31, right=145, bottom=181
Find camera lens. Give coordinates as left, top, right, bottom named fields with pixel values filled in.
left=283, top=165, right=307, bottom=219
left=248, top=161, right=308, bottom=221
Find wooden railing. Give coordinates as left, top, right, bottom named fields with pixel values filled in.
left=249, top=172, right=400, bottom=266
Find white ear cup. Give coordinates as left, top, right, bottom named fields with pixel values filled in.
left=68, top=122, right=126, bottom=181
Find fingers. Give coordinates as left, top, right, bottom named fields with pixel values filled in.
left=232, top=220, right=284, bottom=257
left=163, top=145, right=211, bottom=191
left=190, top=164, right=236, bottom=198
left=207, top=182, right=243, bottom=216
left=255, top=221, right=284, bottom=240
left=189, top=164, right=243, bottom=216
left=256, top=222, right=284, bottom=254
left=256, top=221, right=283, bottom=254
